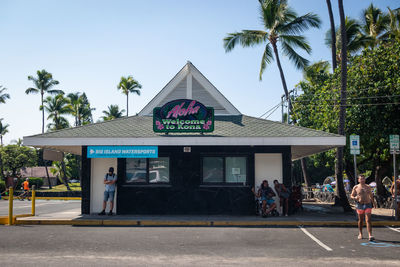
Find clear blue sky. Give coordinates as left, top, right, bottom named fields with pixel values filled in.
left=0, top=0, right=398, bottom=144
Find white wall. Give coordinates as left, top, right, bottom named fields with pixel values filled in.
left=254, top=153, right=283, bottom=212
left=90, top=158, right=118, bottom=214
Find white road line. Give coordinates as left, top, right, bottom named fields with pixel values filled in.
left=385, top=226, right=400, bottom=233
left=298, top=226, right=333, bottom=251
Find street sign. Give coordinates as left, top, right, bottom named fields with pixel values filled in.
left=390, top=135, right=400, bottom=154
left=350, top=135, right=360, bottom=155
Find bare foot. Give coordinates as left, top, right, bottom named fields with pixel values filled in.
left=358, top=234, right=363, bottom=240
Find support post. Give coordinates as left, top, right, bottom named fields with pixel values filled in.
left=394, top=153, right=398, bottom=221
left=32, top=185, right=36, bottom=216
left=353, top=154, right=357, bottom=185
left=8, top=187, right=13, bottom=225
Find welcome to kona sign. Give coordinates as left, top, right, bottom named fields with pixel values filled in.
left=153, top=99, right=214, bottom=133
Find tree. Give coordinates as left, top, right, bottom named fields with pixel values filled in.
left=0, top=145, right=37, bottom=177
left=101, top=105, right=125, bottom=121
left=0, top=118, right=9, bottom=146
left=67, top=92, right=95, bottom=126
left=325, top=17, right=371, bottom=58
left=26, top=70, right=64, bottom=134
left=387, top=7, right=400, bottom=39
left=326, top=0, right=337, bottom=71
left=360, top=4, right=390, bottom=48
left=117, top=76, right=142, bottom=117
left=0, top=86, right=10, bottom=104
left=223, top=0, right=321, bottom=112
left=42, top=94, right=71, bottom=131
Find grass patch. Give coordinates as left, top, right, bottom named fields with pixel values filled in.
left=37, top=183, right=81, bottom=192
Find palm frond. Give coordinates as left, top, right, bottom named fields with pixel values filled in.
left=278, top=13, right=321, bottom=35
left=279, top=35, right=311, bottom=54
left=223, top=30, right=267, bottom=52
left=47, top=89, right=64, bottom=95
left=259, top=44, right=273, bottom=80
left=281, top=41, right=309, bottom=69
left=25, top=87, right=39, bottom=94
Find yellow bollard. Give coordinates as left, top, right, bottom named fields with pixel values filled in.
left=8, top=187, right=13, bottom=225
left=32, top=185, right=36, bottom=216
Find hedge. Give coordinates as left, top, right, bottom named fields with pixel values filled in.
left=0, top=180, right=5, bottom=193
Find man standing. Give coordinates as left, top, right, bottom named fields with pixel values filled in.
left=98, top=167, right=117, bottom=216
left=351, top=174, right=374, bottom=241
left=390, top=176, right=400, bottom=220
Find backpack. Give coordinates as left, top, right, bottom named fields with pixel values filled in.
left=105, top=173, right=117, bottom=185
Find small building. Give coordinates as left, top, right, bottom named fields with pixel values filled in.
left=24, top=62, right=345, bottom=215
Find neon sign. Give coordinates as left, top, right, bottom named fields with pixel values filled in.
left=153, top=99, right=214, bottom=133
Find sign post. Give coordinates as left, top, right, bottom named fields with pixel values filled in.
left=350, top=135, right=360, bottom=184
left=390, top=135, right=399, bottom=220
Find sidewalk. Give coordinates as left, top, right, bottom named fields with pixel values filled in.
left=13, top=201, right=400, bottom=226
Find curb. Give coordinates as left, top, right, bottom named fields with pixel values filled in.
left=12, top=219, right=400, bottom=227
left=2, top=197, right=81, bottom=200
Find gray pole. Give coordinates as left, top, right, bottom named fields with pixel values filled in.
left=353, top=154, right=357, bottom=185
left=394, top=153, right=398, bottom=220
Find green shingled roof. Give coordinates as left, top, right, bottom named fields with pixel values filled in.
left=26, top=115, right=341, bottom=138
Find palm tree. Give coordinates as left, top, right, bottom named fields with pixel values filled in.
left=0, top=86, right=10, bottom=104
left=360, top=4, right=390, bottom=48
left=0, top=118, right=9, bottom=146
left=387, top=7, right=400, bottom=39
left=67, top=92, right=95, bottom=126
left=223, top=0, right=321, bottom=111
left=325, top=17, right=371, bottom=59
left=101, top=105, right=125, bottom=121
left=326, top=0, right=337, bottom=71
left=336, top=0, right=352, bottom=212
left=26, top=70, right=64, bottom=134
left=42, top=94, right=70, bottom=131
left=117, top=76, right=142, bottom=117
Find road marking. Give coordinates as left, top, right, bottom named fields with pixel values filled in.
left=385, top=226, right=400, bottom=233
left=298, top=226, right=333, bottom=251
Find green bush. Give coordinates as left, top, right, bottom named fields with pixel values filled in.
left=16, top=177, right=44, bottom=189
left=0, top=180, right=5, bottom=193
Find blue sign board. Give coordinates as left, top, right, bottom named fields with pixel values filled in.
left=87, top=146, right=158, bottom=158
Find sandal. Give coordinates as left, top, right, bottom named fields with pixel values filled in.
left=369, top=236, right=375, bottom=241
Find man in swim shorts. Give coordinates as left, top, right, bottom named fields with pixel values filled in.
left=351, top=174, right=374, bottom=241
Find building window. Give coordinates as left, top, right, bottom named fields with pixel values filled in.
left=202, top=156, right=247, bottom=184
left=126, top=157, right=170, bottom=184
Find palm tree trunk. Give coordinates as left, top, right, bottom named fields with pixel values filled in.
left=44, top=160, right=52, bottom=189
left=326, top=0, right=338, bottom=70
left=272, top=43, right=292, bottom=112
left=61, top=153, right=71, bottom=191
left=335, top=0, right=352, bottom=212
left=301, top=158, right=313, bottom=198
left=0, top=152, right=4, bottom=180
left=126, top=93, right=129, bottom=117
left=41, top=91, right=44, bottom=134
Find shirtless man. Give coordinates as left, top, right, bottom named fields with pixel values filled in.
left=351, top=174, right=374, bottom=241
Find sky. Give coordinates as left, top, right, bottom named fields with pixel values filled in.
left=0, top=0, right=398, bottom=145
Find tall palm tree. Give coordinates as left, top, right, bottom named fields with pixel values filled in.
left=0, top=86, right=10, bottom=104
left=67, top=92, right=95, bottom=126
left=0, top=118, right=9, bottom=146
left=42, top=94, right=70, bottom=131
left=336, top=0, right=352, bottom=212
left=325, top=17, right=371, bottom=58
left=360, top=4, right=390, bottom=48
left=26, top=70, right=64, bottom=134
left=117, top=76, right=142, bottom=117
left=326, top=0, right=337, bottom=71
left=224, top=0, right=321, bottom=111
left=387, top=7, right=400, bottom=39
left=101, top=105, right=125, bottom=121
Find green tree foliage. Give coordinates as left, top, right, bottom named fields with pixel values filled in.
left=0, top=85, right=10, bottom=104
left=0, top=118, right=9, bottom=146
left=117, top=76, right=142, bottom=117
left=67, top=92, right=95, bottom=126
left=223, top=0, right=320, bottom=110
left=293, top=39, right=400, bottom=199
left=101, top=105, right=125, bottom=121
left=0, top=145, right=38, bottom=177
left=26, top=70, right=64, bottom=134
left=43, top=94, right=71, bottom=131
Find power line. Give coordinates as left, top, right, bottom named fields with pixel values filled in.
left=292, top=94, right=400, bottom=104
left=259, top=102, right=281, bottom=118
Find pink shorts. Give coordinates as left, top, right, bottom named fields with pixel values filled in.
left=356, top=203, right=372, bottom=214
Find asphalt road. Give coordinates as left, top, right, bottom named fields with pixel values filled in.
left=1, top=225, right=399, bottom=266
left=0, top=199, right=80, bottom=216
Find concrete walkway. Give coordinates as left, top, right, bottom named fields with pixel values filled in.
left=13, top=201, right=400, bottom=226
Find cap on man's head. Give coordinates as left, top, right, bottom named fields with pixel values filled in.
left=109, top=167, right=114, bottom=173
left=26, top=178, right=29, bottom=181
